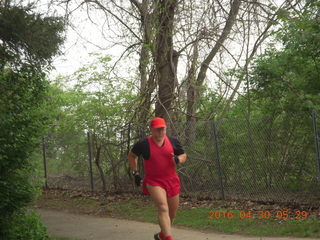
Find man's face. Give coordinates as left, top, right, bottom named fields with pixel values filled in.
left=151, top=127, right=166, bottom=141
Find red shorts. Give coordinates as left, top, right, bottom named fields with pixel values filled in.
left=143, top=175, right=180, bottom=198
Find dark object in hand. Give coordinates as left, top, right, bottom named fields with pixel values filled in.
left=133, top=171, right=141, bottom=186
left=174, top=155, right=180, bottom=165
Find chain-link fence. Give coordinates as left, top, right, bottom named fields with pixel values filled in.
left=37, top=111, right=320, bottom=205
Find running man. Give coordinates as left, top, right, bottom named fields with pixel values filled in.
left=128, top=117, right=187, bottom=240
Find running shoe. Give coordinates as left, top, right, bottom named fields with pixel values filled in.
left=154, top=233, right=161, bottom=240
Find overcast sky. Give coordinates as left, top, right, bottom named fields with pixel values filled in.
left=38, top=0, right=287, bottom=95
left=36, top=0, right=125, bottom=80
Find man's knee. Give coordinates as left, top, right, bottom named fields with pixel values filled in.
left=157, top=202, right=169, bottom=214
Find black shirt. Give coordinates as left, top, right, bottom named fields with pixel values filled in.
left=131, top=136, right=185, bottom=160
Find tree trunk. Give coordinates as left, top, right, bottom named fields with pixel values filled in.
left=93, top=138, right=107, bottom=192
left=185, top=41, right=199, bottom=145
left=154, top=0, right=178, bottom=121
left=193, top=0, right=241, bottom=118
left=136, top=0, right=155, bottom=126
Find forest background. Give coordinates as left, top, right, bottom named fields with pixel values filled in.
left=1, top=0, right=320, bottom=239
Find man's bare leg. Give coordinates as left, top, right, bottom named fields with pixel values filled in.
left=147, top=184, right=172, bottom=237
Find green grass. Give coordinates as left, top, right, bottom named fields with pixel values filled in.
left=37, top=193, right=320, bottom=238
left=105, top=201, right=320, bottom=238
left=106, top=198, right=157, bottom=222
left=173, top=208, right=320, bottom=237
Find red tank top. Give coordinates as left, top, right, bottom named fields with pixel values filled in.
left=144, top=136, right=176, bottom=178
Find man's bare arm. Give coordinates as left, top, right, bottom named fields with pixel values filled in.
left=128, top=151, right=138, bottom=171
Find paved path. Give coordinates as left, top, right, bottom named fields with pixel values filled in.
left=37, top=209, right=318, bottom=240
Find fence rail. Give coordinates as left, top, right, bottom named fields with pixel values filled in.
left=38, top=112, right=320, bottom=205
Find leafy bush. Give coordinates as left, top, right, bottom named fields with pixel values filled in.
left=1, top=210, right=49, bottom=240
left=0, top=2, right=65, bottom=239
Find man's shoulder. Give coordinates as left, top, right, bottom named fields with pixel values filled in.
left=167, top=136, right=184, bottom=154
left=137, top=137, right=149, bottom=145
left=133, top=137, right=150, bottom=149
left=132, top=137, right=150, bottom=159
left=167, top=136, right=179, bottom=143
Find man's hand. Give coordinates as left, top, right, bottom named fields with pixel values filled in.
left=132, top=171, right=142, bottom=186
left=172, top=154, right=180, bottom=165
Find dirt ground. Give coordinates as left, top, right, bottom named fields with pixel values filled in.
left=37, top=209, right=319, bottom=240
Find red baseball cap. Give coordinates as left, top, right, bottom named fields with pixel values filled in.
left=150, top=117, right=167, bottom=128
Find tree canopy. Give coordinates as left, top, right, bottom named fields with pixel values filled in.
left=249, top=1, right=320, bottom=114
left=0, top=1, right=65, bottom=239
left=0, top=1, right=65, bottom=71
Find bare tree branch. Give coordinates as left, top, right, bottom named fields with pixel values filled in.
left=86, top=0, right=142, bottom=41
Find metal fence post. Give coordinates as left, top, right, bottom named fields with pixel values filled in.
left=212, top=120, right=225, bottom=200
left=312, top=110, right=320, bottom=178
left=87, top=131, right=94, bottom=191
left=42, top=137, right=48, bottom=189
